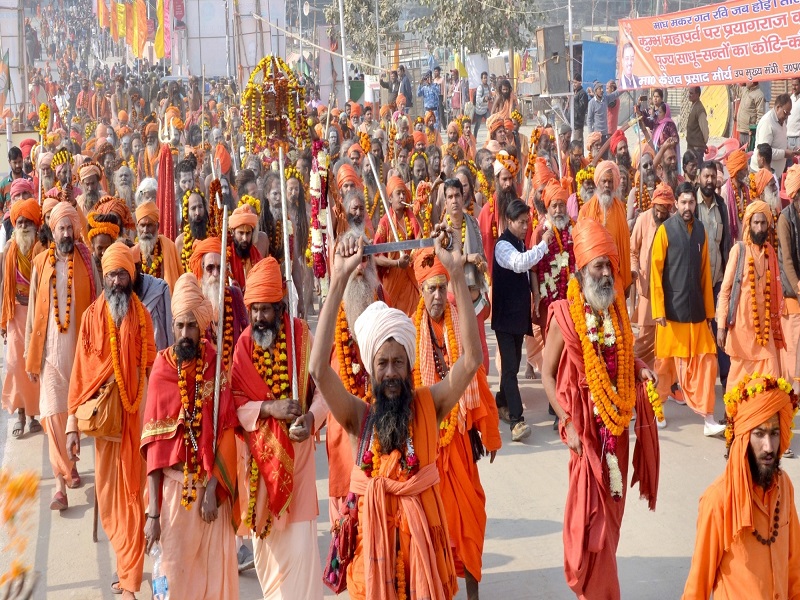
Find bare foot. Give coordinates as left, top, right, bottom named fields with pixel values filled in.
left=524, top=363, right=536, bottom=380
left=121, top=590, right=136, bottom=600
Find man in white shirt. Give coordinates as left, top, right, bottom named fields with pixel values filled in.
left=788, top=78, right=800, bottom=148
left=750, top=93, right=796, bottom=176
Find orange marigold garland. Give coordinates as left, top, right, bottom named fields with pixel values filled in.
left=335, top=304, right=371, bottom=402
left=221, top=288, right=235, bottom=372
left=414, top=181, right=433, bottom=237
left=175, top=341, right=207, bottom=508
left=749, top=172, right=759, bottom=202
left=49, top=243, right=74, bottom=333
left=140, top=238, right=164, bottom=277
left=635, top=179, right=652, bottom=212
left=723, top=374, right=798, bottom=448
left=748, top=247, right=772, bottom=347
left=107, top=294, right=149, bottom=415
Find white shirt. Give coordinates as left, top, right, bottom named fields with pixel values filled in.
left=750, top=109, right=789, bottom=175
left=789, top=93, right=800, bottom=138
left=495, top=239, right=549, bottom=273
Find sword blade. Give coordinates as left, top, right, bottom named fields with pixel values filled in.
left=362, top=238, right=435, bottom=256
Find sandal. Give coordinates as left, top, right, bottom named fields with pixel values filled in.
left=12, top=413, right=25, bottom=438
left=49, top=491, right=68, bottom=511
left=111, top=574, right=122, bottom=595
left=67, top=467, right=81, bottom=489
left=28, top=418, right=42, bottom=434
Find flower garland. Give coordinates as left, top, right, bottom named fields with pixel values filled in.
left=387, top=125, right=397, bottom=164
left=575, top=166, right=595, bottom=210
left=181, top=188, right=206, bottom=272
left=635, top=181, right=652, bottom=213
left=524, top=128, right=541, bottom=179
left=48, top=243, right=74, bottom=333
left=749, top=172, right=759, bottom=202
left=140, top=238, right=163, bottom=278
left=220, top=288, right=235, bottom=373
left=309, top=141, right=331, bottom=288
left=239, top=194, right=262, bottom=215
left=414, top=181, right=433, bottom=237
left=445, top=214, right=467, bottom=248
left=107, top=294, right=148, bottom=414
left=749, top=249, right=772, bottom=347
left=246, top=457, right=270, bottom=538
left=645, top=379, right=665, bottom=423
left=396, top=548, right=407, bottom=600
left=537, top=221, right=575, bottom=310
left=176, top=342, right=207, bottom=508
left=335, top=304, right=371, bottom=402
left=360, top=421, right=419, bottom=480
left=252, top=327, right=291, bottom=398
left=567, top=277, right=635, bottom=500
left=723, top=373, right=798, bottom=448
left=735, top=183, right=748, bottom=221
left=38, top=103, right=50, bottom=140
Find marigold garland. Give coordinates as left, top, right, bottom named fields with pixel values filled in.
left=181, top=187, right=206, bottom=272
left=536, top=221, right=576, bottom=310
left=220, top=288, right=235, bottom=372
left=176, top=342, right=206, bottom=508
left=335, top=304, right=371, bottom=402
left=87, top=213, right=120, bottom=242
left=635, top=182, right=652, bottom=213
left=748, top=248, right=772, bottom=347
left=140, top=238, right=164, bottom=278
left=396, top=548, right=408, bottom=600
left=239, top=194, right=262, bottom=215
left=48, top=243, right=74, bottom=333
left=723, top=373, right=798, bottom=448
left=645, top=379, right=665, bottom=423
left=749, top=172, right=759, bottom=202
left=107, top=294, right=148, bottom=415
left=252, top=327, right=291, bottom=398
left=38, top=103, right=50, bottom=140
left=414, top=181, right=433, bottom=237
left=445, top=214, right=467, bottom=248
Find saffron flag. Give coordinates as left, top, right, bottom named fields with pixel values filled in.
left=97, top=0, right=109, bottom=29
left=126, top=2, right=134, bottom=47
left=0, top=50, right=9, bottom=117
left=110, top=0, right=118, bottom=41
left=154, top=0, right=171, bottom=59
left=117, top=1, right=126, bottom=39
left=136, top=0, right=147, bottom=57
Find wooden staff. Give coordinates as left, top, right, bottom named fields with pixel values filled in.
left=201, top=66, right=206, bottom=147
left=367, top=152, right=400, bottom=242
left=278, top=147, right=299, bottom=404
left=212, top=183, right=229, bottom=451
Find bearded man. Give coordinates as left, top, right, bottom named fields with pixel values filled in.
left=609, top=129, right=632, bottom=173
left=133, top=201, right=182, bottom=290
left=655, top=138, right=681, bottom=193
left=412, top=248, right=501, bottom=600
left=724, top=149, right=751, bottom=239
left=410, top=151, right=430, bottom=197
left=630, top=183, right=674, bottom=370
left=52, top=148, right=76, bottom=202
left=578, top=160, right=633, bottom=297
left=77, top=162, right=105, bottom=215
left=717, top=201, right=785, bottom=392
left=683, top=375, right=800, bottom=599
left=175, top=153, right=197, bottom=202
left=142, top=273, right=240, bottom=599
left=231, top=257, right=327, bottom=599
left=542, top=218, right=660, bottom=600
left=141, top=123, right=161, bottom=180
left=478, top=151, right=519, bottom=277
left=333, top=164, right=371, bottom=239
left=87, top=212, right=121, bottom=291
left=96, top=142, right=119, bottom=196
left=1, top=199, right=43, bottom=438
left=566, top=165, right=594, bottom=221
left=310, top=224, right=483, bottom=600
left=778, top=165, right=800, bottom=380
left=626, top=149, right=657, bottom=230
left=131, top=247, right=174, bottom=352
left=176, top=188, right=210, bottom=270
left=135, top=177, right=157, bottom=206
left=67, top=243, right=156, bottom=599
left=563, top=140, right=588, bottom=196
left=26, top=203, right=96, bottom=511
left=37, top=151, right=55, bottom=193
left=114, top=165, right=135, bottom=213
left=228, top=204, right=263, bottom=291
left=373, top=176, right=422, bottom=316
left=753, top=167, right=781, bottom=218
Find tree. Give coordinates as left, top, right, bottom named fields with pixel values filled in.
left=408, top=0, right=540, bottom=54
left=324, top=0, right=402, bottom=66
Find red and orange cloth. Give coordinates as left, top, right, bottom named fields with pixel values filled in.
left=542, top=179, right=568, bottom=208
left=572, top=216, right=619, bottom=274
left=753, top=168, right=773, bottom=196
left=726, top=149, right=748, bottom=180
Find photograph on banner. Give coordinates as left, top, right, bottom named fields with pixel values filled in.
left=616, top=0, right=800, bottom=89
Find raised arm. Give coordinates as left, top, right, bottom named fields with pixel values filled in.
left=429, top=224, right=482, bottom=423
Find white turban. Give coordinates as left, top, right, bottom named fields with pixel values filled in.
left=353, top=301, right=417, bottom=377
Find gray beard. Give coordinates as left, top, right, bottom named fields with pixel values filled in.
left=579, top=187, right=594, bottom=204
left=82, top=191, right=100, bottom=211
left=598, top=191, right=614, bottom=208
left=117, top=184, right=134, bottom=207
left=343, top=267, right=380, bottom=332
left=396, top=163, right=411, bottom=183
left=147, top=142, right=159, bottom=156
left=138, top=234, right=157, bottom=259
left=41, top=175, right=55, bottom=191
left=14, top=228, right=36, bottom=256
left=252, top=327, right=275, bottom=350
left=764, top=187, right=781, bottom=212
left=202, top=276, right=221, bottom=318
left=583, top=273, right=616, bottom=312
left=550, top=214, right=569, bottom=230
left=106, top=288, right=131, bottom=325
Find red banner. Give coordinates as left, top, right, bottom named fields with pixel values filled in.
left=617, top=0, right=800, bottom=90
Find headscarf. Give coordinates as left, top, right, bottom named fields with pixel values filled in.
left=243, top=256, right=284, bottom=307
left=386, top=176, right=410, bottom=203
left=754, top=168, right=773, bottom=196
left=38, top=151, right=54, bottom=169
left=135, top=201, right=160, bottom=224
left=79, top=163, right=102, bottom=182
left=10, top=178, right=35, bottom=199
left=494, top=151, right=519, bottom=178
left=19, top=138, right=36, bottom=159
left=171, top=272, right=213, bottom=332
left=412, top=131, right=427, bottom=147
left=118, top=110, right=129, bottom=123
left=10, top=198, right=42, bottom=226
left=593, top=160, right=621, bottom=191
left=144, top=123, right=158, bottom=138
left=49, top=202, right=81, bottom=234
left=95, top=196, right=135, bottom=229
left=586, top=131, right=602, bottom=150
left=572, top=217, right=619, bottom=273
left=726, top=149, right=748, bottom=179
left=651, top=183, right=676, bottom=206
left=353, top=301, right=417, bottom=376
left=349, top=102, right=363, bottom=117
left=189, top=236, right=222, bottom=281
left=413, top=248, right=449, bottom=286
left=742, top=200, right=774, bottom=243
left=609, top=129, right=627, bottom=155
left=101, top=241, right=135, bottom=278
left=532, top=157, right=556, bottom=189
left=215, top=144, right=232, bottom=174
left=447, top=121, right=461, bottom=138
left=347, top=142, right=365, bottom=158
left=336, top=163, right=363, bottom=191
left=721, top=375, right=798, bottom=551
left=379, top=105, right=391, bottom=118
left=229, top=204, right=258, bottom=230
left=542, top=179, right=568, bottom=208
left=786, top=164, right=800, bottom=199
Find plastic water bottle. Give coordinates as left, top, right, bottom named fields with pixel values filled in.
left=150, top=542, right=170, bottom=600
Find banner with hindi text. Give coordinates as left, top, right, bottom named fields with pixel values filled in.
left=617, top=0, right=800, bottom=90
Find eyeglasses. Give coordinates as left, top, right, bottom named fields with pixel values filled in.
left=205, top=264, right=221, bottom=274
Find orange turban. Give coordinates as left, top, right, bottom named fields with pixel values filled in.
left=349, top=102, right=362, bottom=117
left=413, top=248, right=449, bottom=286
left=95, top=196, right=135, bottom=229
left=742, top=200, right=774, bottom=243
left=79, top=163, right=102, bottom=181
left=10, top=198, right=42, bottom=226
left=594, top=160, right=621, bottom=190
left=386, top=176, right=410, bottom=203
left=331, top=108, right=341, bottom=118
left=572, top=217, right=619, bottom=273
left=488, top=116, right=504, bottom=134
left=609, top=129, right=627, bottom=154
left=412, top=131, right=426, bottom=147
left=96, top=123, right=108, bottom=139
left=754, top=168, right=773, bottom=196
left=726, top=149, right=748, bottom=179
left=722, top=376, right=798, bottom=551
left=189, top=236, right=222, bottom=280
left=49, top=202, right=82, bottom=234
left=135, top=201, right=160, bottom=224
left=379, top=105, right=391, bottom=118
left=215, top=144, right=232, bottom=174
left=348, top=143, right=365, bottom=158
left=503, top=118, right=514, bottom=132
left=651, top=183, right=676, bottom=206
left=336, top=163, right=363, bottom=191
left=171, top=272, right=213, bottom=332
left=397, top=94, right=407, bottom=106
left=542, top=179, right=568, bottom=208
left=243, top=256, right=284, bottom=307
left=42, top=196, right=59, bottom=219
left=314, top=123, right=324, bottom=139
left=144, top=123, right=158, bottom=138
left=116, top=126, right=132, bottom=138
left=786, top=164, right=800, bottom=199
left=229, top=205, right=258, bottom=230
left=118, top=110, right=129, bottom=123
left=101, top=241, right=135, bottom=278
left=532, top=157, right=556, bottom=189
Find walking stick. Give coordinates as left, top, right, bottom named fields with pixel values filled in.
left=212, top=183, right=229, bottom=451
left=92, top=489, right=98, bottom=543
left=278, top=147, right=299, bottom=406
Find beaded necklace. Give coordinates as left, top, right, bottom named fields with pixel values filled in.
left=749, top=245, right=772, bottom=347
left=176, top=343, right=206, bottom=508
left=49, top=243, right=74, bottom=333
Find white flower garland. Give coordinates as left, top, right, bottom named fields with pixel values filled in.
left=606, top=452, right=623, bottom=499
left=538, top=222, right=575, bottom=298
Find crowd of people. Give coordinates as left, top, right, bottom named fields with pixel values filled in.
left=3, top=3, right=800, bottom=598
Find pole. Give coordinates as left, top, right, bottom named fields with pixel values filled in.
left=336, top=0, right=349, bottom=104
left=201, top=65, right=206, bottom=144
left=568, top=0, right=575, bottom=138
left=367, top=153, right=400, bottom=242
left=298, top=0, right=303, bottom=72
left=224, top=0, right=232, bottom=78
left=212, top=192, right=229, bottom=452
left=374, top=0, right=381, bottom=71
left=278, top=147, right=299, bottom=404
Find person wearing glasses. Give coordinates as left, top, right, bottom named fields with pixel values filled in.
left=749, top=93, right=797, bottom=176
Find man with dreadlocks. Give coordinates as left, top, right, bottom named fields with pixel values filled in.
left=626, top=148, right=658, bottom=230
left=176, top=188, right=210, bottom=272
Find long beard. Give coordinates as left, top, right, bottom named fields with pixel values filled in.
left=138, top=233, right=157, bottom=258
left=343, top=267, right=380, bottom=332
left=583, top=272, right=616, bottom=312
left=748, top=445, right=780, bottom=489
left=175, top=337, right=200, bottom=362
left=616, top=153, right=631, bottom=170
left=189, top=215, right=208, bottom=240
left=57, top=237, right=74, bottom=255
left=252, top=319, right=279, bottom=350
left=371, top=377, right=414, bottom=453
left=147, top=141, right=159, bottom=155
left=202, top=276, right=221, bottom=318
left=598, top=191, right=614, bottom=209
left=41, top=174, right=55, bottom=191
left=105, top=283, right=132, bottom=326
left=764, top=187, right=781, bottom=212
left=117, top=183, right=134, bottom=206
left=14, top=228, right=36, bottom=256
left=579, top=186, right=594, bottom=204
left=550, top=214, right=569, bottom=231
left=83, top=190, right=100, bottom=210
left=396, top=163, right=411, bottom=183
left=364, top=166, right=377, bottom=189
left=662, top=166, right=678, bottom=190
left=234, top=239, right=251, bottom=258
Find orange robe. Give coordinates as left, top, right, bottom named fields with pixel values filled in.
left=134, top=234, right=183, bottom=291
left=417, top=307, right=502, bottom=582
left=630, top=208, right=660, bottom=368
left=578, top=196, right=632, bottom=293
left=68, top=293, right=156, bottom=594
left=549, top=301, right=659, bottom=600
left=477, top=194, right=501, bottom=279
left=141, top=341, right=240, bottom=600
left=346, top=387, right=459, bottom=600
left=682, top=470, right=800, bottom=599
left=374, top=209, right=421, bottom=316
